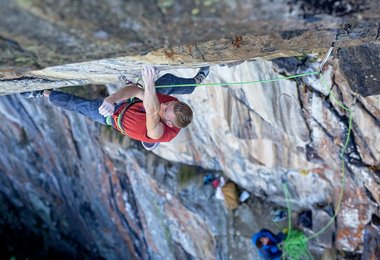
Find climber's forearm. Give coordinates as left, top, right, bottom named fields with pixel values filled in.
left=105, top=85, right=144, bottom=104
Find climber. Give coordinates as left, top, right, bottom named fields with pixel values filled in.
left=252, top=229, right=286, bottom=260
left=20, top=66, right=210, bottom=150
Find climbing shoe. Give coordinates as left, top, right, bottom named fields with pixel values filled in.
left=20, top=90, right=45, bottom=98
left=141, top=141, right=160, bottom=151
left=118, top=75, right=134, bottom=85
left=194, top=66, right=210, bottom=84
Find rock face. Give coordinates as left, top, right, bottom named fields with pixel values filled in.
left=338, top=43, right=380, bottom=96
left=157, top=59, right=380, bottom=251
left=1, top=58, right=379, bottom=259
left=0, top=0, right=380, bottom=259
left=1, top=0, right=379, bottom=95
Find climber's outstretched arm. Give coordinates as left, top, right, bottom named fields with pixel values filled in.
left=142, top=66, right=164, bottom=140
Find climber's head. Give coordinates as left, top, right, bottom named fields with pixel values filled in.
left=159, top=101, right=193, bottom=128
left=256, top=237, right=270, bottom=248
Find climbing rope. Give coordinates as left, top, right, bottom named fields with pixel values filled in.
left=153, top=71, right=318, bottom=89
left=281, top=184, right=313, bottom=260
left=148, top=48, right=352, bottom=259
left=282, top=230, right=312, bottom=260
left=306, top=74, right=352, bottom=241
left=275, top=56, right=353, bottom=259
left=272, top=65, right=353, bottom=259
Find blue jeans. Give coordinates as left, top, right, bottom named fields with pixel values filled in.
left=154, top=74, right=196, bottom=95
left=49, top=74, right=196, bottom=126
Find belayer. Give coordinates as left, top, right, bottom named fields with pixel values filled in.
left=252, top=229, right=286, bottom=260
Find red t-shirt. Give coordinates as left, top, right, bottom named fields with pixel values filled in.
left=113, top=93, right=180, bottom=142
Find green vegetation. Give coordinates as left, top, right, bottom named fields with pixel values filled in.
left=16, top=0, right=32, bottom=8
left=157, top=0, right=174, bottom=14
left=177, top=165, right=199, bottom=187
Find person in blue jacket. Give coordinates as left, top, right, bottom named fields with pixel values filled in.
left=252, top=229, right=286, bottom=260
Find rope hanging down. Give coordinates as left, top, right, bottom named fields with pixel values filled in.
left=269, top=49, right=352, bottom=259
left=278, top=71, right=353, bottom=259
left=150, top=47, right=351, bottom=259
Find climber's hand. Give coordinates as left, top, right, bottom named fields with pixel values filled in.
left=98, top=99, right=115, bottom=117
left=141, top=66, right=157, bottom=90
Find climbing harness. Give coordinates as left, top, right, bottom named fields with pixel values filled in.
left=113, top=97, right=142, bottom=135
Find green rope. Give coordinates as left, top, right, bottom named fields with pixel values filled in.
left=276, top=73, right=353, bottom=259
left=306, top=73, right=352, bottom=240
left=284, top=184, right=292, bottom=239
left=282, top=230, right=312, bottom=260
left=148, top=61, right=351, bottom=258
left=153, top=71, right=319, bottom=88
left=282, top=184, right=313, bottom=260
